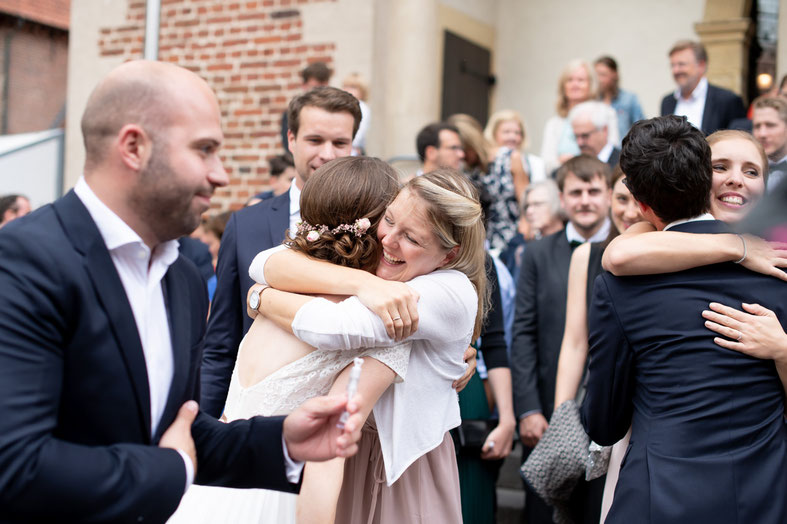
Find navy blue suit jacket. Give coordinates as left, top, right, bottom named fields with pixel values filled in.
left=200, top=191, right=290, bottom=416
left=582, top=220, right=787, bottom=523
left=660, top=83, right=746, bottom=135
left=0, top=191, right=295, bottom=523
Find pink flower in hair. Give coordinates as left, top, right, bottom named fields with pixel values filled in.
left=306, top=230, right=320, bottom=242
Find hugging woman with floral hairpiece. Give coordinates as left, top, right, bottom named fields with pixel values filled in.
left=168, top=156, right=487, bottom=524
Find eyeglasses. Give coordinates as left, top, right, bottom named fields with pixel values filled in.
left=574, top=128, right=600, bottom=142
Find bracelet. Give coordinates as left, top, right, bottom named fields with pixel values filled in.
left=734, top=233, right=747, bottom=264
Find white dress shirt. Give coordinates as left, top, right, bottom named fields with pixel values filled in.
left=288, top=179, right=302, bottom=238
left=598, top=142, right=614, bottom=164
left=664, top=213, right=715, bottom=231
left=674, top=77, right=708, bottom=130
left=566, top=218, right=611, bottom=245
left=73, top=177, right=194, bottom=487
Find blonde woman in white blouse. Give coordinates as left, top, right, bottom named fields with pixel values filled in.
left=249, top=169, right=488, bottom=524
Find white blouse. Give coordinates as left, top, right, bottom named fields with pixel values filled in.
left=249, top=248, right=477, bottom=484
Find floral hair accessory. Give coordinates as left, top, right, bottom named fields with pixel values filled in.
left=296, top=217, right=371, bottom=239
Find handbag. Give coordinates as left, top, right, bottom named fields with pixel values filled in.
left=520, top=400, right=588, bottom=524
left=450, top=419, right=495, bottom=455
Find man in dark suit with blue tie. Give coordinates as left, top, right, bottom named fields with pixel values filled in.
left=582, top=115, right=787, bottom=523
left=660, top=40, right=746, bottom=135
left=0, top=61, right=363, bottom=523
left=200, top=87, right=361, bottom=416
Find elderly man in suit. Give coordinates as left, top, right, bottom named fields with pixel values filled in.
left=0, top=60, right=363, bottom=523
left=660, top=40, right=746, bottom=135
left=199, top=87, right=361, bottom=416
left=511, top=154, right=611, bottom=523
left=569, top=101, right=621, bottom=168
left=583, top=115, right=787, bottom=523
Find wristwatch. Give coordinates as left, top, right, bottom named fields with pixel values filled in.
left=249, top=287, right=264, bottom=311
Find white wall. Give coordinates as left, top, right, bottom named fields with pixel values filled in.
left=65, top=0, right=129, bottom=190
left=494, top=0, right=705, bottom=154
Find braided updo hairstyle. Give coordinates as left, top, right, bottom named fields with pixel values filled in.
left=286, top=156, right=399, bottom=272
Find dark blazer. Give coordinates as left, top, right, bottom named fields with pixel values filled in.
left=606, top=147, right=620, bottom=168
left=582, top=220, right=787, bottom=523
left=200, top=191, right=290, bottom=416
left=510, top=229, right=572, bottom=420
left=660, top=82, right=746, bottom=135
left=0, top=191, right=295, bottom=523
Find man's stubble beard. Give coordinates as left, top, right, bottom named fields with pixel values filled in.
left=129, top=141, right=202, bottom=244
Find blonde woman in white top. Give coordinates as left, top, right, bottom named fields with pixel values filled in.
left=250, top=169, right=488, bottom=523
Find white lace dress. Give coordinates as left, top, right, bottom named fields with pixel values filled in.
left=167, top=338, right=411, bottom=524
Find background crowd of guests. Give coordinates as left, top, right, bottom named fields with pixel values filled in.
left=2, top=35, right=787, bottom=524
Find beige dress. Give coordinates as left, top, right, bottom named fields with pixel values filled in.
left=335, top=416, right=462, bottom=524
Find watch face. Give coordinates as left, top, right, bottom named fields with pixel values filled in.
left=250, top=290, right=260, bottom=310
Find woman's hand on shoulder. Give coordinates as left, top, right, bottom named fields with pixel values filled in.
left=702, top=302, right=787, bottom=363
left=738, top=235, right=787, bottom=282
left=355, top=279, right=420, bottom=341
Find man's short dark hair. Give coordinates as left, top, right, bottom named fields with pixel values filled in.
left=0, top=194, right=23, bottom=217
left=301, top=62, right=332, bottom=84
left=555, top=155, right=612, bottom=192
left=620, top=115, right=712, bottom=224
left=415, top=122, right=460, bottom=162
left=287, top=86, right=361, bottom=139
left=669, top=40, right=708, bottom=64
left=268, top=153, right=294, bottom=177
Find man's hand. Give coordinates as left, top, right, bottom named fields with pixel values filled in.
left=355, top=280, right=419, bottom=340
left=159, top=400, right=199, bottom=473
left=453, top=346, right=477, bottom=391
left=519, top=412, right=548, bottom=448
left=283, top=394, right=363, bottom=462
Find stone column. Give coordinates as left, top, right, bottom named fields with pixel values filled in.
left=694, top=0, right=754, bottom=98
left=369, top=0, right=440, bottom=161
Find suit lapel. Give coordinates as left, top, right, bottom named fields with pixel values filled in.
left=701, top=85, right=716, bottom=134
left=268, top=191, right=291, bottom=243
left=53, top=191, right=152, bottom=439
left=154, top=265, right=191, bottom=442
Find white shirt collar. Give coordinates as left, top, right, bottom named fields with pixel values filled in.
left=663, top=212, right=715, bottom=231
left=565, top=217, right=611, bottom=244
left=598, top=142, right=614, bottom=163
left=73, top=176, right=179, bottom=265
left=674, top=76, right=708, bottom=102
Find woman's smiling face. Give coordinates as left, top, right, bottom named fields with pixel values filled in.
left=709, top=137, right=766, bottom=223
left=375, top=189, right=456, bottom=282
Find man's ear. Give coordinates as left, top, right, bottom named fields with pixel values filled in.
left=117, top=124, right=150, bottom=171
left=635, top=200, right=650, bottom=215
left=287, top=129, right=296, bottom=153
left=424, top=144, right=438, bottom=164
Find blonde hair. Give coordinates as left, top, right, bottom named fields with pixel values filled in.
left=706, top=129, right=770, bottom=184
left=446, top=113, right=491, bottom=168
left=484, top=109, right=528, bottom=149
left=342, top=72, right=368, bottom=101
left=556, top=59, right=594, bottom=118
left=404, top=169, right=489, bottom=339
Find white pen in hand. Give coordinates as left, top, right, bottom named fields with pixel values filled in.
left=337, top=357, right=364, bottom=429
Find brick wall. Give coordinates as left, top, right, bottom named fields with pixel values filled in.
left=0, top=17, right=68, bottom=134
left=98, top=0, right=336, bottom=211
